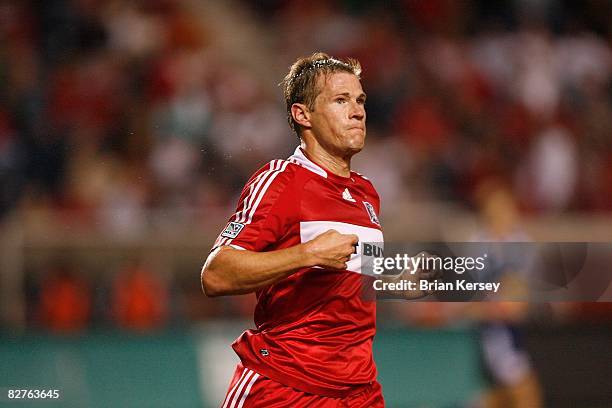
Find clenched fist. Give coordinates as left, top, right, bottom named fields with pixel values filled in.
left=304, top=229, right=358, bottom=270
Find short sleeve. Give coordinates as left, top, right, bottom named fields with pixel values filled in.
left=212, top=160, right=295, bottom=252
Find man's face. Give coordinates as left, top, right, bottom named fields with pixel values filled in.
left=308, top=72, right=366, bottom=157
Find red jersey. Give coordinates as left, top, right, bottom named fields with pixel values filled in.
left=212, top=146, right=384, bottom=398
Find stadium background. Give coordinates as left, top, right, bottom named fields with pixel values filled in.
left=0, top=0, right=611, bottom=406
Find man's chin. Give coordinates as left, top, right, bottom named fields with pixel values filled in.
left=334, top=134, right=365, bottom=157
left=344, top=142, right=364, bottom=156
left=350, top=135, right=365, bottom=151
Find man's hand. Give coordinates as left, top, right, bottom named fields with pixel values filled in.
left=383, top=251, right=443, bottom=299
left=408, top=251, right=443, bottom=296
left=304, top=229, right=358, bottom=270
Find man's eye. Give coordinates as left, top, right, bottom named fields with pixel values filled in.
left=336, top=98, right=347, bottom=104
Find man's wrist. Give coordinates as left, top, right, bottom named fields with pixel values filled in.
left=298, top=242, right=319, bottom=268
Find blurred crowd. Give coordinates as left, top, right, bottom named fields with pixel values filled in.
left=2, top=0, right=612, bottom=226
left=1, top=0, right=612, bottom=332
left=0, top=0, right=294, bottom=236
left=260, top=0, right=612, bottom=213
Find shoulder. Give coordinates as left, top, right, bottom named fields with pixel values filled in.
left=245, top=159, right=300, bottom=186
left=240, top=159, right=303, bottom=200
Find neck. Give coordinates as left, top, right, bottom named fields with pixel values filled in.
left=301, top=139, right=351, bottom=178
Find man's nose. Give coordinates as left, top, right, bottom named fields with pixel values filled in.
left=349, top=102, right=365, bottom=120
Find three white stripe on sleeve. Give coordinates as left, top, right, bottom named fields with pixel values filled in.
left=221, top=367, right=260, bottom=408
left=218, top=159, right=290, bottom=248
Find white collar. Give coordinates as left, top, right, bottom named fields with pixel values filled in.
left=288, top=146, right=327, bottom=178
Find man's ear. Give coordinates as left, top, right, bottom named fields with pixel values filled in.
left=291, top=103, right=312, bottom=130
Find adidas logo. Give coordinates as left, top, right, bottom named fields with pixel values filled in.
left=342, top=188, right=356, bottom=202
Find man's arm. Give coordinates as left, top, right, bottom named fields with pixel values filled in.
left=201, top=230, right=357, bottom=297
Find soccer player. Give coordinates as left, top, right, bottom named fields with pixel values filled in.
left=202, top=53, right=423, bottom=407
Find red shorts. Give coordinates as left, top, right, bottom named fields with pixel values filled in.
left=220, top=363, right=385, bottom=408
